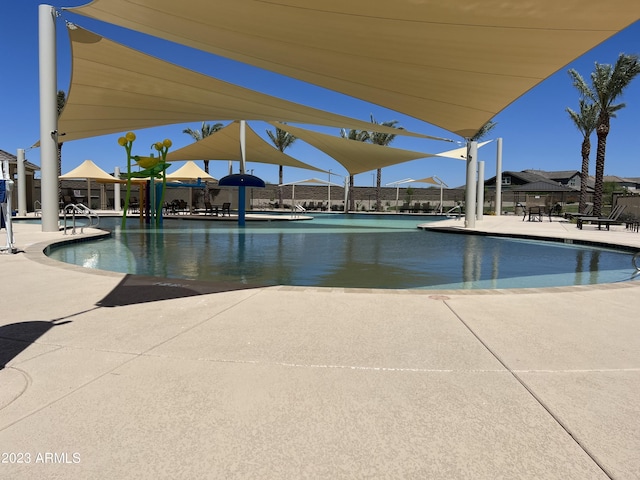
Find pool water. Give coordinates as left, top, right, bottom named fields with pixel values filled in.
left=46, top=214, right=639, bottom=290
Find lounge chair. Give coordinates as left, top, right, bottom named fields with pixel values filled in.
left=577, top=204, right=626, bottom=230
left=221, top=202, right=231, bottom=216
left=565, top=204, right=593, bottom=220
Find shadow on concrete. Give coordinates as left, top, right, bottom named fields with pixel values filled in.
left=96, top=274, right=267, bottom=307
left=0, top=319, right=72, bottom=369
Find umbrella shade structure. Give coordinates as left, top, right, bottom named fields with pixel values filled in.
left=60, top=159, right=119, bottom=209
left=165, top=161, right=216, bottom=181
left=218, top=174, right=266, bottom=188
left=59, top=159, right=119, bottom=183
left=218, top=174, right=266, bottom=227
left=280, top=177, right=342, bottom=211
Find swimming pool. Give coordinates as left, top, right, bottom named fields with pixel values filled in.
left=45, top=214, right=639, bottom=290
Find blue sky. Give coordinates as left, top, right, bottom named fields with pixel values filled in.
left=2, top=1, right=640, bottom=188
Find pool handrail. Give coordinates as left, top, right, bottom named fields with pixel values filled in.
left=63, top=203, right=100, bottom=235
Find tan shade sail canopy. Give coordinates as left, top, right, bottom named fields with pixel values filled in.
left=166, top=161, right=216, bottom=181
left=435, top=141, right=493, bottom=161
left=280, top=178, right=341, bottom=187
left=70, top=0, right=640, bottom=138
left=409, top=177, right=440, bottom=186
left=59, top=159, right=118, bottom=182
left=271, top=122, right=435, bottom=175
left=166, top=121, right=326, bottom=174
left=56, top=25, right=446, bottom=144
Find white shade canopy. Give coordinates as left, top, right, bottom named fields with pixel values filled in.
left=53, top=25, right=447, bottom=144
left=59, top=159, right=118, bottom=182
left=271, top=122, right=436, bottom=175
left=165, top=161, right=216, bottom=181
left=435, top=141, right=493, bottom=161
left=166, top=121, right=326, bottom=173
left=279, top=178, right=341, bottom=187
left=70, top=0, right=640, bottom=137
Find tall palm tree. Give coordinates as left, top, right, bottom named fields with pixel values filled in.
left=182, top=121, right=224, bottom=173
left=568, top=53, right=640, bottom=216
left=566, top=99, right=598, bottom=213
left=57, top=90, right=66, bottom=203
left=368, top=115, right=403, bottom=212
left=340, top=128, right=369, bottom=211
left=266, top=125, right=296, bottom=206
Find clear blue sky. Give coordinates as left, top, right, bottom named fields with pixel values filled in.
left=2, top=1, right=639, bottom=188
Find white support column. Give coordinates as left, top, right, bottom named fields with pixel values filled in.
left=465, top=141, right=477, bottom=228
left=476, top=160, right=485, bottom=221
left=114, top=166, right=121, bottom=211
left=17, top=149, right=27, bottom=216
left=343, top=177, right=349, bottom=213
left=495, top=137, right=503, bottom=216
left=39, top=5, right=59, bottom=232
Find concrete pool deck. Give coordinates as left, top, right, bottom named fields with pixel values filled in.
left=1, top=216, right=639, bottom=479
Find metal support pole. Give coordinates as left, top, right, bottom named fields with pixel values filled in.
left=477, top=161, right=485, bottom=221
left=465, top=141, right=477, bottom=228
left=17, top=149, right=27, bottom=216
left=114, top=166, right=121, bottom=211
left=495, top=137, right=503, bottom=216
left=39, top=5, right=59, bottom=232
left=238, top=186, right=246, bottom=227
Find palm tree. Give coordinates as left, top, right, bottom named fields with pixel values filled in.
left=470, top=120, right=497, bottom=142
left=182, top=121, right=224, bottom=173
left=568, top=53, right=640, bottom=216
left=266, top=125, right=296, bottom=207
left=368, top=115, right=403, bottom=212
left=340, top=128, right=369, bottom=211
left=566, top=99, right=598, bottom=213
left=57, top=90, right=66, bottom=203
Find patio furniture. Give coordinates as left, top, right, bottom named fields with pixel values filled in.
left=221, top=202, right=231, bottom=216
left=204, top=202, right=219, bottom=216
left=523, top=205, right=551, bottom=222
left=576, top=204, right=626, bottom=230
left=565, top=204, right=593, bottom=220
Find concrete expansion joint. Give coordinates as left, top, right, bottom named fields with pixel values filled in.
left=444, top=302, right=617, bottom=480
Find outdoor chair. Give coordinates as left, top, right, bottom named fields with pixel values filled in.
left=72, top=190, right=84, bottom=204
left=129, top=197, right=140, bottom=213
left=565, top=204, right=593, bottom=220
left=523, top=205, right=551, bottom=222
left=221, top=202, right=231, bottom=216
left=204, top=201, right=218, bottom=216
left=577, top=204, right=627, bottom=230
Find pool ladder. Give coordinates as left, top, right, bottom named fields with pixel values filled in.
left=446, top=205, right=462, bottom=219
left=62, top=203, right=100, bottom=234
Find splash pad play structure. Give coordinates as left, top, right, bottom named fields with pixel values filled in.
left=118, top=132, right=172, bottom=228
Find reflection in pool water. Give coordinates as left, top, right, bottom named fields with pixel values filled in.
left=45, top=214, right=638, bottom=290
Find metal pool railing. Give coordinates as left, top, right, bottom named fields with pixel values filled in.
left=62, top=203, right=99, bottom=234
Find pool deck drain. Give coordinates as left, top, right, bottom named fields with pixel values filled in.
left=1, top=216, right=639, bottom=479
